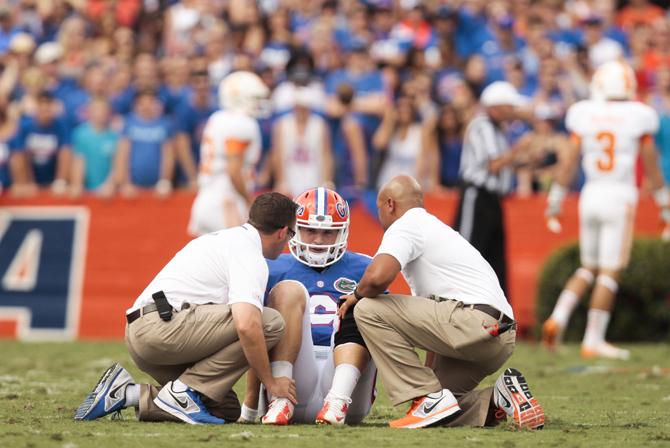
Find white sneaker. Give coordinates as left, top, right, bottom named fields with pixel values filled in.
left=494, top=368, right=545, bottom=430
left=389, top=389, right=461, bottom=429
left=581, top=342, right=630, bottom=360
left=74, top=363, right=134, bottom=420
left=261, top=397, right=294, bottom=425
left=315, top=393, right=351, bottom=425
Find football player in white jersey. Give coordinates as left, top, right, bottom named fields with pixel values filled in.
left=543, top=60, right=670, bottom=359
left=187, top=71, right=269, bottom=236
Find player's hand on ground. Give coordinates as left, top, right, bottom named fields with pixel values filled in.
left=267, top=376, right=297, bottom=404
left=337, top=293, right=358, bottom=319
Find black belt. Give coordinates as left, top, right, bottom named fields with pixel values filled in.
left=126, top=302, right=190, bottom=324
left=429, top=296, right=514, bottom=325
left=466, top=303, right=514, bottom=325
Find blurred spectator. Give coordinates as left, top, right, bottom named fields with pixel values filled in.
left=581, top=15, right=623, bottom=69
left=111, top=53, right=174, bottom=116
left=436, top=103, right=464, bottom=188
left=650, top=67, right=670, bottom=183
left=0, top=4, right=20, bottom=56
left=114, top=89, right=174, bottom=198
left=0, top=33, right=36, bottom=102
left=617, top=0, right=665, bottom=31
left=372, top=93, right=436, bottom=191
left=514, top=105, right=570, bottom=197
left=271, top=87, right=334, bottom=198
left=69, top=98, right=119, bottom=197
left=0, top=99, right=19, bottom=195
left=330, top=83, right=368, bottom=200
left=529, top=57, right=576, bottom=121
left=479, top=15, right=526, bottom=84
left=58, top=15, right=90, bottom=81
left=324, top=41, right=386, bottom=142
left=9, top=91, right=72, bottom=196
left=63, top=64, right=109, bottom=127
left=173, top=69, right=217, bottom=189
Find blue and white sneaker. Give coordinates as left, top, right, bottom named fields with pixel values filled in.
left=154, top=380, right=226, bottom=425
left=74, top=363, right=134, bottom=420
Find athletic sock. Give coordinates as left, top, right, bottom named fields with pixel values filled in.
left=328, top=364, right=361, bottom=400
left=269, top=361, right=293, bottom=401
left=239, top=403, right=259, bottom=422
left=583, top=309, right=611, bottom=348
left=124, top=384, right=140, bottom=407
left=550, top=290, right=579, bottom=328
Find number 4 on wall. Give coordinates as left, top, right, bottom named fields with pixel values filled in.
left=0, top=208, right=89, bottom=340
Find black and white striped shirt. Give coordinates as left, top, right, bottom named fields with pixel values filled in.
left=459, top=114, right=513, bottom=195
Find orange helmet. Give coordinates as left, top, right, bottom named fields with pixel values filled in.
left=289, top=187, right=350, bottom=267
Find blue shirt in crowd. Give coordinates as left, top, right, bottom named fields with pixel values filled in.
left=72, top=123, right=119, bottom=190
left=122, top=113, right=173, bottom=187
left=9, top=116, right=70, bottom=185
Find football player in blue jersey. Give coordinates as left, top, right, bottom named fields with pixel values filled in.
left=240, top=187, right=377, bottom=425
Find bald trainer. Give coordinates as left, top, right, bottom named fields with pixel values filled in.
left=338, top=175, right=545, bottom=430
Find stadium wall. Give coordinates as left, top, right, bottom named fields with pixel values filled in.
left=0, top=191, right=663, bottom=340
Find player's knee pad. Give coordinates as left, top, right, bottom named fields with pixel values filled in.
left=576, top=267, right=595, bottom=285
left=334, top=303, right=367, bottom=348
left=596, top=274, right=618, bottom=294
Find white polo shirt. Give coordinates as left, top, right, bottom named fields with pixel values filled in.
left=129, top=223, right=268, bottom=313
left=376, top=207, right=513, bottom=319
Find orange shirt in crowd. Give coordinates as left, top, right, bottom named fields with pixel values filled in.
left=617, top=3, right=665, bottom=30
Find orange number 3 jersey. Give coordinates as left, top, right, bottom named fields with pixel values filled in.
left=198, top=109, right=262, bottom=188
left=566, top=99, right=659, bottom=187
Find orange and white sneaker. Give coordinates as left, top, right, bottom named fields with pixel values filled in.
left=315, top=394, right=351, bottom=425
left=541, top=318, right=563, bottom=352
left=261, top=398, right=294, bottom=425
left=389, top=389, right=461, bottom=429
left=494, top=368, right=545, bottom=430
left=581, top=342, right=630, bottom=360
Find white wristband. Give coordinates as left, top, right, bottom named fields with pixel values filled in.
left=653, top=187, right=670, bottom=209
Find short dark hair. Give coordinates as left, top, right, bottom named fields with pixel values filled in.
left=248, top=192, right=297, bottom=234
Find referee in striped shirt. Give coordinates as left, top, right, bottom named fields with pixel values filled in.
left=454, top=82, right=526, bottom=295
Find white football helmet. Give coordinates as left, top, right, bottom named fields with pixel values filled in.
left=590, top=60, right=637, bottom=101
left=289, top=187, right=350, bottom=268
left=218, top=71, right=270, bottom=117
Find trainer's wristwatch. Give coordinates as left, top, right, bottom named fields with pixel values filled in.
left=353, top=288, right=364, bottom=300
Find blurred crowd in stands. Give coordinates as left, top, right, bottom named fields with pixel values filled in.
left=1, top=0, right=670, bottom=203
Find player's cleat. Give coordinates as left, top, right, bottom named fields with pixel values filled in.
left=494, top=368, right=545, bottom=430
left=315, top=393, right=351, bottom=425
left=74, top=363, right=134, bottom=421
left=541, top=318, right=564, bottom=352
left=154, top=380, right=226, bottom=425
left=389, top=389, right=461, bottom=429
left=261, top=397, right=294, bottom=425
left=581, top=342, right=630, bottom=360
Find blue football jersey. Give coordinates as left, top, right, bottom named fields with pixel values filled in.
left=266, top=252, right=372, bottom=347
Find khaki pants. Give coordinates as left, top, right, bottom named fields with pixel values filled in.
left=354, top=294, right=515, bottom=427
left=125, top=303, right=284, bottom=422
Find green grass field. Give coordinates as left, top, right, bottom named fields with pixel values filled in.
left=1, top=341, right=669, bottom=448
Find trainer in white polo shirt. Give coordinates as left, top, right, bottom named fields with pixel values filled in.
left=338, top=175, right=544, bottom=430
left=74, top=192, right=299, bottom=425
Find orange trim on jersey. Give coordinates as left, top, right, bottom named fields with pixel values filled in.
left=640, top=134, right=653, bottom=146
left=570, top=133, right=581, bottom=146
left=225, top=138, right=250, bottom=156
